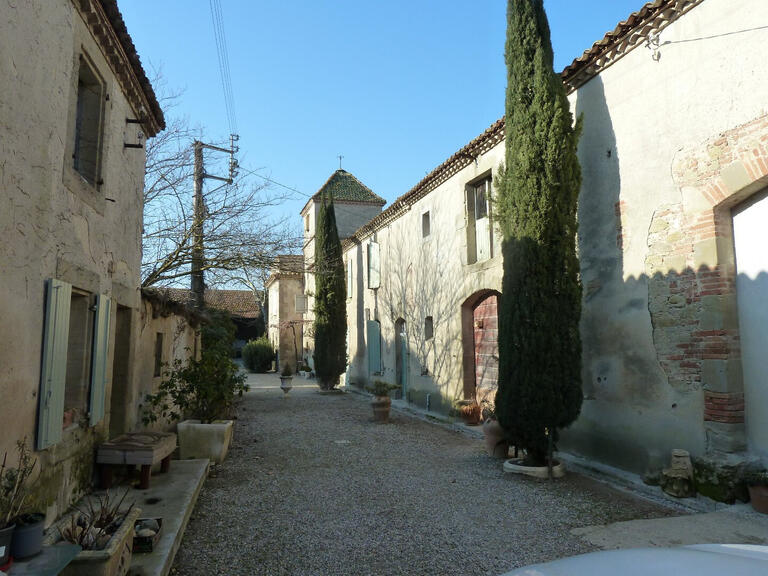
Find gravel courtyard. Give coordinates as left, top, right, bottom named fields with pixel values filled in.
left=172, top=375, right=681, bottom=576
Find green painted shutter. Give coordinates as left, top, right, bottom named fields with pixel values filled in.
left=367, top=320, right=381, bottom=374
left=89, top=294, right=111, bottom=426
left=37, top=278, right=72, bottom=450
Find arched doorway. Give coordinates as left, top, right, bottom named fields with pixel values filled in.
left=461, top=290, right=500, bottom=405
left=394, top=318, right=407, bottom=399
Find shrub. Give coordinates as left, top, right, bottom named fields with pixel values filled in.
left=143, top=347, right=248, bottom=425
left=242, top=336, right=274, bottom=373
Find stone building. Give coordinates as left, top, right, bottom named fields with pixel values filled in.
left=271, top=0, right=768, bottom=486
left=0, top=0, right=166, bottom=519
left=265, top=255, right=306, bottom=371
left=270, top=170, right=386, bottom=372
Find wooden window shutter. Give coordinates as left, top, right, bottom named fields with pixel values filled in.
left=37, top=278, right=72, bottom=450
left=367, top=320, right=381, bottom=374
left=368, top=241, right=380, bottom=289
left=295, top=294, right=308, bottom=313
left=89, top=294, right=111, bottom=426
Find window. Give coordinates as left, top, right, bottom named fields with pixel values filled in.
left=346, top=260, right=353, bottom=298
left=153, top=333, right=164, bottom=377
left=64, top=290, right=94, bottom=426
left=73, top=56, right=105, bottom=186
left=305, top=215, right=310, bottom=233
left=424, top=316, right=434, bottom=340
left=466, top=177, right=493, bottom=264
left=37, top=279, right=111, bottom=449
left=422, top=211, right=431, bottom=238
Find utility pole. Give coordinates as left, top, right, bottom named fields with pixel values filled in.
left=190, top=135, right=239, bottom=311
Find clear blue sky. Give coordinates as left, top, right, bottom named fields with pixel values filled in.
left=120, top=0, right=646, bottom=219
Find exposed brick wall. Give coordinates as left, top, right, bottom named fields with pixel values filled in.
left=649, top=112, right=768, bottom=435
left=615, top=200, right=628, bottom=250
left=704, top=391, right=745, bottom=424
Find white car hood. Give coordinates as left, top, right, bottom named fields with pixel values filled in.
left=502, top=545, right=768, bottom=576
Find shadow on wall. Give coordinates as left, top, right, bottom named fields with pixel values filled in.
left=380, top=226, right=468, bottom=413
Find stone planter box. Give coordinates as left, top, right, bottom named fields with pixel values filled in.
left=177, top=419, right=234, bottom=463
left=45, top=506, right=141, bottom=576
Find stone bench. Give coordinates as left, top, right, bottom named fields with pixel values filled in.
left=97, top=431, right=177, bottom=489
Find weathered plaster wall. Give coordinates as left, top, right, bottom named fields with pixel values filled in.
left=267, top=275, right=304, bottom=371
left=134, top=299, right=198, bottom=431
left=301, top=198, right=382, bottom=367
left=0, top=0, right=149, bottom=519
left=344, top=141, right=506, bottom=413
left=565, top=0, right=768, bottom=472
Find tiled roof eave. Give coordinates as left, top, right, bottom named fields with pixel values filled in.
left=561, top=0, right=705, bottom=94
left=74, top=0, right=165, bottom=135
left=342, top=118, right=504, bottom=249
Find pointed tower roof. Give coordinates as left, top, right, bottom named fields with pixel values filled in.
left=312, top=170, right=385, bottom=205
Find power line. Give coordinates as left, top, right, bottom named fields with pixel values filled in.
left=209, top=0, right=237, bottom=135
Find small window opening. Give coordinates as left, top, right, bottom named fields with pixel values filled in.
left=425, top=316, right=434, bottom=340
left=422, top=211, right=431, bottom=237
left=154, top=332, right=164, bottom=377
left=73, top=57, right=104, bottom=186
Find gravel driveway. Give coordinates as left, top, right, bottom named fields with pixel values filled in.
left=172, top=375, right=680, bottom=576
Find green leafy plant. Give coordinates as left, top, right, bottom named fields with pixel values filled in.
left=242, top=336, right=274, bottom=373
left=299, top=362, right=311, bottom=372
left=60, top=489, right=134, bottom=551
left=143, top=347, right=248, bottom=425
left=313, top=192, right=347, bottom=390
left=494, top=0, right=583, bottom=466
left=280, top=363, right=293, bottom=377
left=0, top=438, right=37, bottom=528
left=365, top=380, right=400, bottom=397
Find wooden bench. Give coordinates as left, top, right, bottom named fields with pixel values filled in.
left=97, top=431, right=177, bottom=489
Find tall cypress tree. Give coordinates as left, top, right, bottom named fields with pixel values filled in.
left=494, top=0, right=583, bottom=465
left=313, top=192, right=347, bottom=389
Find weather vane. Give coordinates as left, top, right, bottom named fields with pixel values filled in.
left=337, top=154, right=344, bottom=170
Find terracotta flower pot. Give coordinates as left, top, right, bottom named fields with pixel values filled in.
left=482, top=419, right=509, bottom=459
left=748, top=485, right=768, bottom=514
left=371, top=396, right=391, bottom=422
left=457, top=400, right=481, bottom=426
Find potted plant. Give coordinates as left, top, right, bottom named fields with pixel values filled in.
left=143, top=346, right=248, bottom=464
left=47, top=489, right=141, bottom=576
left=744, top=468, right=768, bottom=514
left=298, top=362, right=312, bottom=378
left=280, top=363, right=293, bottom=395
left=480, top=400, right=511, bottom=459
left=365, top=380, right=400, bottom=423
left=455, top=398, right=482, bottom=426
left=0, top=438, right=37, bottom=566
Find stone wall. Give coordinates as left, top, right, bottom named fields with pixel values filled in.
left=0, top=0, right=153, bottom=520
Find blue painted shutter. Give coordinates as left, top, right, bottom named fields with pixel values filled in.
left=89, top=294, right=111, bottom=426
left=37, top=278, right=72, bottom=450
left=367, top=320, right=381, bottom=374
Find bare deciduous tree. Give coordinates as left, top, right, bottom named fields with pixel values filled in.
left=141, top=70, right=300, bottom=290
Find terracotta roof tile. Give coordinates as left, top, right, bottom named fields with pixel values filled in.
left=161, top=288, right=263, bottom=319
left=561, top=0, right=704, bottom=93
